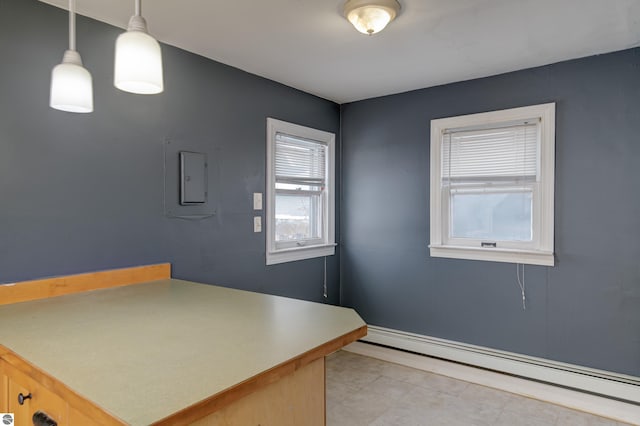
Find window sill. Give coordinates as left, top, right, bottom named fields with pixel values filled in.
left=429, top=244, right=554, bottom=266
left=266, top=243, right=336, bottom=265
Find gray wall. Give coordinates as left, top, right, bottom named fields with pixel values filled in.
left=340, top=48, right=640, bottom=376
left=3, top=0, right=639, bottom=379
left=0, top=0, right=341, bottom=304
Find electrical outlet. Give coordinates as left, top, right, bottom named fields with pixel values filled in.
left=253, top=216, right=262, bottom=233
left=253, top=193, right=263, bottom=210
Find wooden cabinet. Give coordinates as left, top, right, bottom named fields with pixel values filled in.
left=0, top=355, right=328, bottom=426
left=192, top=357, right=325, bottom=426
left=0, top=355, right=115, bottom=426
left=69, top=406, right=101, bottom=426
left=1, top=361, right=8, bottom=412
left=2, top=360, right=67, bottom=426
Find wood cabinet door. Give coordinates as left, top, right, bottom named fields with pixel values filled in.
left=0, top=361, right=7, bottom=412
left=5, top=361, right=67, bottom=426
left=191, top=357, right=325, bottom=426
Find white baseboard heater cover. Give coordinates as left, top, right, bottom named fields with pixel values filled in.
left=361, top=325, right=640, bottom=404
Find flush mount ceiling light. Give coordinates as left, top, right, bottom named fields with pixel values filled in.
left=50, top=0, right=93, bottom=113
left=114, top=0, right=164, bottom=94
left=343, top=0, right=401, bottom=35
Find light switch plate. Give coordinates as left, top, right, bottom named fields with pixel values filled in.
left=253, top=193, right=263, bottom=210
left=253, top=216, right=262, bottom=233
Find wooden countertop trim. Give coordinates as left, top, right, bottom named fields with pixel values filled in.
left=0, top=263, right=171, bottom=306
left=0, top=345, right=127, bottom=425
left=151, top=325, right=368, bottom=426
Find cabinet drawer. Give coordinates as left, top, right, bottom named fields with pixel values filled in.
left=3, top=360, right=67, bottom=426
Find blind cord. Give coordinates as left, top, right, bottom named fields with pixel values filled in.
left=323, top=257, right=328, bottom=299
left=516, top=263, right=526, bottom=310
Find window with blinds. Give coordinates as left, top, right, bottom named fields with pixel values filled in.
left=266, top=118, right=335, bottom=265
left=274, top=133, right=327, bottom=244
left=443, top=122, right=538, bottom=243
left=429, top=104, right=555, bottom=266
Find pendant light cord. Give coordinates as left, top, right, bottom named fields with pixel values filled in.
left=135, top=0, right=141, bottom=17
left=69, top=0, right=76, bottom=51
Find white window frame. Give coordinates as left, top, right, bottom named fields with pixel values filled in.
left=429, top=103, right=555, bottom=266
left=266, top=118, right=336, bottom=265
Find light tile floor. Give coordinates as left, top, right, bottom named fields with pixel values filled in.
left=326, top=350, right=632, bottom=426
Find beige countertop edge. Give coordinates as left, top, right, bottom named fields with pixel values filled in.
left=152, top=324, right=368, bottom=426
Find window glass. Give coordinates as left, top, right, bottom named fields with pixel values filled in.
left=275, top=193, right=321, bottom=241
left=450, top=191, right=532, bottom=241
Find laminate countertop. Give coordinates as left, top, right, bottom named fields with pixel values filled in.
left=0, top=279, right=366, bottom=425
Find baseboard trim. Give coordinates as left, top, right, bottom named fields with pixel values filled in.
left=343, top=340, right=640, bottom=425
left=348, top=325, right=640, bottom=423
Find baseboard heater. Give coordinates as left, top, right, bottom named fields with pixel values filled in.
left=362, top=325, right=640, bottom=404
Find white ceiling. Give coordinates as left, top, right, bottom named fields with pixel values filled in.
left=40, top=0, right=640, bottom=104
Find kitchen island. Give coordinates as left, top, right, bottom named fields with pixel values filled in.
left=0, top=264, right=366, bottom=425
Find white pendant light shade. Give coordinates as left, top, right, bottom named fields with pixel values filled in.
left=114, top=8, right=164, bottom=94
left=50, top=0, right=93, bottom=113
left=50, top=50, right=93, bottom=113
left=344, top=0, right=401, bottom=35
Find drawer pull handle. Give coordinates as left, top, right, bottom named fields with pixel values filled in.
left=33, top=410, right=58, bottom=426
left=18, top=392, right=32, bottom=405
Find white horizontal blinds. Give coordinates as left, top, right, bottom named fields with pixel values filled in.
left=275, top=132, right=327, bottom=187
left=442, top=121, right=538, bottom=182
